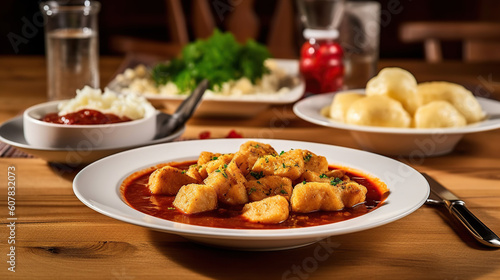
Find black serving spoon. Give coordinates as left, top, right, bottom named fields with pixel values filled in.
left=155, top=79, right=209, bottom=139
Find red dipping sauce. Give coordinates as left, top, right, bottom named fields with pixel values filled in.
left=42, top=109, right=132, bottom=125
left=121, top=161, right=389, bottom=230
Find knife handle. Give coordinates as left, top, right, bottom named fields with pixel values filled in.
left=449, top=202, right=500, bottom=247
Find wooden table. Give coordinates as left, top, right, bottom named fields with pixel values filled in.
left=1, top=56, right=500, bottom=279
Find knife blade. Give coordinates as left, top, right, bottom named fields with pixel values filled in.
left=422, top=173, right=500, bottom=248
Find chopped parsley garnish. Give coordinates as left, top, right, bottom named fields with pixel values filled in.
left=279, top=151, right=285, bottom=156
left=248, top=188, right=257, bottom=195
left=250, top=171, right=264, bottom=180
left=330, top=177, right=343, bottom=186
left=280, top=189, right=288, bottom=194
left=319, top=174, right=328, bottom=178
left=215, top=169, right=227, bottom=178
left=282, top=163, right=286, bottom=168
left=167, top=207, right=176, bottom=210
left=212, top=156, right=219, bottom=161
left=303, top=154, right=312, bottom=162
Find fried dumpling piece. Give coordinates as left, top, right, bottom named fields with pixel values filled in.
left=328, top=92, right=364, bottom=122
left=173, top=184, right=218, bottom=214
left=204, top=161, right=248, bottom=205
left=231, top=141, right=277, bottom=175
left=241, top=195, right=290, bottom=224
left=301, top=150, right=329, bottom=174
left=196, top=152, right=222, bottom=179
left=290, top=181, right=367, bottom=213
left=300, top=169, right=347, bottom=184
left=185, top=164, right=204, bottom=182
left=148, top=166, right=200, bottom=195
left=417, top=81, right=485, bottom=124
left=345, top=95, right=412, bottom=128
left=245, top=175, right=292, bottom=202
left=252, top=149, right=306, bottom=181
left=414, top=101, right=467, bottom=128
left=366, top=67, right=420, bottom=115
left=204, top=153, right=234, bottom=174
left=198, top=151, right=221, bottom=166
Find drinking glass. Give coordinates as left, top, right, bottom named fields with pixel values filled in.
left=40, top=0, right=100, bottom=101
left=339, top=1, right=381, bottom=89
left=297, top=0, right=345, bottom=30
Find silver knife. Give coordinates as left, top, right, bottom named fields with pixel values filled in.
left=422, top=173, right=500, bottom=248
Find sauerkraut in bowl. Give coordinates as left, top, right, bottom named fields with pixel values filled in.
left=56, top=86, right=155, bottom=121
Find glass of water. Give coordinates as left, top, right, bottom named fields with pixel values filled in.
left=339, top=1, right=380, bottom=89
left=40, top=0, right=100, bottom=101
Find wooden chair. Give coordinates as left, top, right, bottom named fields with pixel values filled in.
left=108, top=0, right=298, bottom=59
left=399, top=21, right=500, bottom=62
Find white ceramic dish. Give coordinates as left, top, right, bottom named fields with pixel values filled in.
left=293, top=90, right=500, bottom=157
left=0, top=115, right=184, bottom=165
left=73, top=138, right=429, bottom=251
left=107, top=59, right=305, bottom=118
left=23, top=100, right=157, bottom=149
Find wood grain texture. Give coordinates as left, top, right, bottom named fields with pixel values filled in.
left=0, top=56, right=499, bottom=279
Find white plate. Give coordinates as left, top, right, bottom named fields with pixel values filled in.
left=293, top=90, right=500, bottom=156
left=73, top=138, right=429, bottom=251
left=0, top=116, right=184, bottom=165
left=107, top=59, right=305, bottom=118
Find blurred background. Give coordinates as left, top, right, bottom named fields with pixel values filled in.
left=2, top=0, right=500, bottom=60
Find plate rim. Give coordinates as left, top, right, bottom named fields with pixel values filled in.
left=72, top=138, right=430, bottom=241
left=293, top=90, right=500, bottom=135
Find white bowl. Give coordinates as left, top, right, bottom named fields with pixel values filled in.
left=293, top=90, right=500, bottom=157
left=23, top=100, right=157, bottom=149
left=0, top=115, right=185, bottom=165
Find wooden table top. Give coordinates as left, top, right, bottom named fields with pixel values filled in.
left=1, top=55, right=500, bottom=279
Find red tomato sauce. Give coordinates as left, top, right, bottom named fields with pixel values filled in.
left=42, top=109, right=132, bottom=125
left=121, top=161, right=389, bottom=230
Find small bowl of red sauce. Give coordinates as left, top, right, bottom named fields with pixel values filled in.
left=23, top=88, right=158, bottom=149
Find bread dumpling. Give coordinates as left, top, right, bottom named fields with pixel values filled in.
left=414, top=101, right=467, bottom=128
left=417, top=82, right=485, bottom=124
left=328, top=92, right=364, bottom=122
left=366, top=67, right=420, bottom=115
left=346, top=95, right=412, bottom=128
